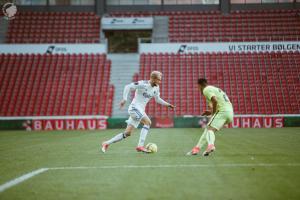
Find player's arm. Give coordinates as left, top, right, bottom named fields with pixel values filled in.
left=210, top=96, right=218, bottom=114
left=202, top=102, right=213, bottom=116
left=202, top=88, right=217, bottom=116
left=154, top=91, right=175, bottom=109
left=120, top=82, right=143, bottom=109
left=202, top=97, right=217, bottom=116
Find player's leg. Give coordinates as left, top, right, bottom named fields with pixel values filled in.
left=186, top=128, right=208, bottom=155
left=187, top=112, right=219, bottom=156
left=202, top=126, right=218, bottom=156
left=203, top=111, right=233, bottom=156
left=101, top=124, right=135, bottom=153
left=203, top=111, right=228, bottom=156
left=196, top=128, right=208, bottom=149
left=136, top=115, right=151, bottom=153
left=101, top=106, right=141, bottom=153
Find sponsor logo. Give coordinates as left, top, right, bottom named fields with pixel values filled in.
left=22, top=120, right=32, bottom=131
left=198, top=117, right=208, bottom=128
left=142, top=92, right=153, bottom=99
left=132, top=18, right=144, bottom=24
left=155, top=117, right=174, bottom=128
left=23, top=119, right=107, bottom=131
left=2, top=1, right=17, bottom=20
left=46, top=45, right=55, bottom=54
left=228, top=117, right=283, bottom=128
left=177, top=45, right=199, bottom=54
left=177, top=45, right=187, bottom=53
left=111, top=18, right=123, bottom=24
left=110, top=18, right=146, bottom=25
left=46, top=46, right=67, bottom=54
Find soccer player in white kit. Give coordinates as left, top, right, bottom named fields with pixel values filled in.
left=101, top=71, right=175, bottom=153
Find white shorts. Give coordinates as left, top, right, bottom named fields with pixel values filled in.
left=126, top=105, right=149, bottom=128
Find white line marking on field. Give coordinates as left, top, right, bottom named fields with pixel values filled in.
left=1, top=163, right=300, bottom=193
left=0, top=168, right=48, bottom=193
left=49, top=163, right=300, bottom=170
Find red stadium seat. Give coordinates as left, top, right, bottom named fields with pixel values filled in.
left=108, top=9, right=299, bottom=42
left=135, top=52, right=300, bottom=117
left=6, top=11, right=100, bottom=44
left=0, top=53, right=113, bottom=116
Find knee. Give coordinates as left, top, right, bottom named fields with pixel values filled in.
left=144, top=120, right=151, bottom=127
left=124, top=131, right=132, bottom=137
left=207, top=126, right=217, bottom=132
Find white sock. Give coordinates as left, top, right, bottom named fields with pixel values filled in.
left=105, top=132, right=126, bottom=145
left=138, top=125, right=150, bottom=147
left=206, top=130, right=215, bottom=145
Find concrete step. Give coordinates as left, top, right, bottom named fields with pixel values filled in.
left=0, top=17, right=9, bottom=43
left=109, top=53, right=140, bottom=117
left=152, top=16, right=169, bottom=43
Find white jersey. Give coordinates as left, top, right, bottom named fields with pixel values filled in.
left=123, top=80, right=169, bottom=111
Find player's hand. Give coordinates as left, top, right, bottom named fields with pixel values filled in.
left=119, top=100, right=126, bottom=110
left=168, top=104, right=176, bottom=110
left=201, top=110, right=212, bottom=116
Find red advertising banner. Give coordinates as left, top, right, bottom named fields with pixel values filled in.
left=154, top=117, right=174, bottom=128
left=25, top=118, right=107, bottom=131
left=228, top=116, right=283, bottom=128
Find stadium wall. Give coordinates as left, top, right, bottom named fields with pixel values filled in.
left=0, top=116, right=108, bottom=131
left=231, top=3, right=300, bottom=11
left=18, top=5, right=95, bottom=13
left=0, top=44, right=107, bottom=54
left=139, top=42, right=300, bottom=54
left=0, top=115, right=299, bottom=131
left=105, top=5, right=219, bottom=13
left=104, top=2, right=299, bottom=14
left=17, top=3, right=300, bottom=15
left=2, top=42, right=299, bottom=55
left=107, top=116, right=300, bottom=129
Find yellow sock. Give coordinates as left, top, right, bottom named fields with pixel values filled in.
left=206, top=130, right=215, bottom=145
left=196, top=129, right=208, bottom=149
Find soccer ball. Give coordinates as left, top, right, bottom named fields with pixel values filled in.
left=146, top=143, right=158, bottom=153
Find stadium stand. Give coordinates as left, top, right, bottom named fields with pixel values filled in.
left=135, top=51, right=300, bottom=117
left=7, top=10, right=299, bottom=44
left=169, top=10, right=300, bottom=42
left=109, top=9, right=300, bottom=42
left=0, top=53, right=113, bottom=116
left=2, top=9, right=299, bottom=117
left=5, top=12, right=100, bottom=43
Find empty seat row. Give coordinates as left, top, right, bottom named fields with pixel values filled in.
left=0, top=53, right=114, bottom=116
left=108, top=9, right=300, bottom=42
left=135, top=52, right=300, bottom=117
left=6, top=11, right=100, bottom=44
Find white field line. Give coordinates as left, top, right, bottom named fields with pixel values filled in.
left=49, top=163, right=300, bottom=170
left=1, top=163, right=300, bottom=193
left=0, top=168, right=49, bottom=193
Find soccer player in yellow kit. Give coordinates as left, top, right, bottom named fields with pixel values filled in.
left=187, top=78, right=234, bottom=156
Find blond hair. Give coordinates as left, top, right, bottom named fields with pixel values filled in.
left=150, top=71, right=162, bottom=79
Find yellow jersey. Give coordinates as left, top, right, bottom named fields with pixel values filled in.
left=203, top=85, right=233, bottom=112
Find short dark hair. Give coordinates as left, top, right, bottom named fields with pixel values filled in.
left=198, top=78, right=207, bottom=85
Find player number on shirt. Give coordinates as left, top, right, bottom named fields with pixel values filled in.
left=219, top=89, right=229, bottom=102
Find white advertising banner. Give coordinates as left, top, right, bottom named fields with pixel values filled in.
left=0, top=44, right=107, bottom=54
left=139, top=42, right=300, bottom=54
left=102, top=17, right=153, bottom=30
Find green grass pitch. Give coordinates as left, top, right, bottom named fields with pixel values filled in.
left=0, top=128, right=300, bottom=200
